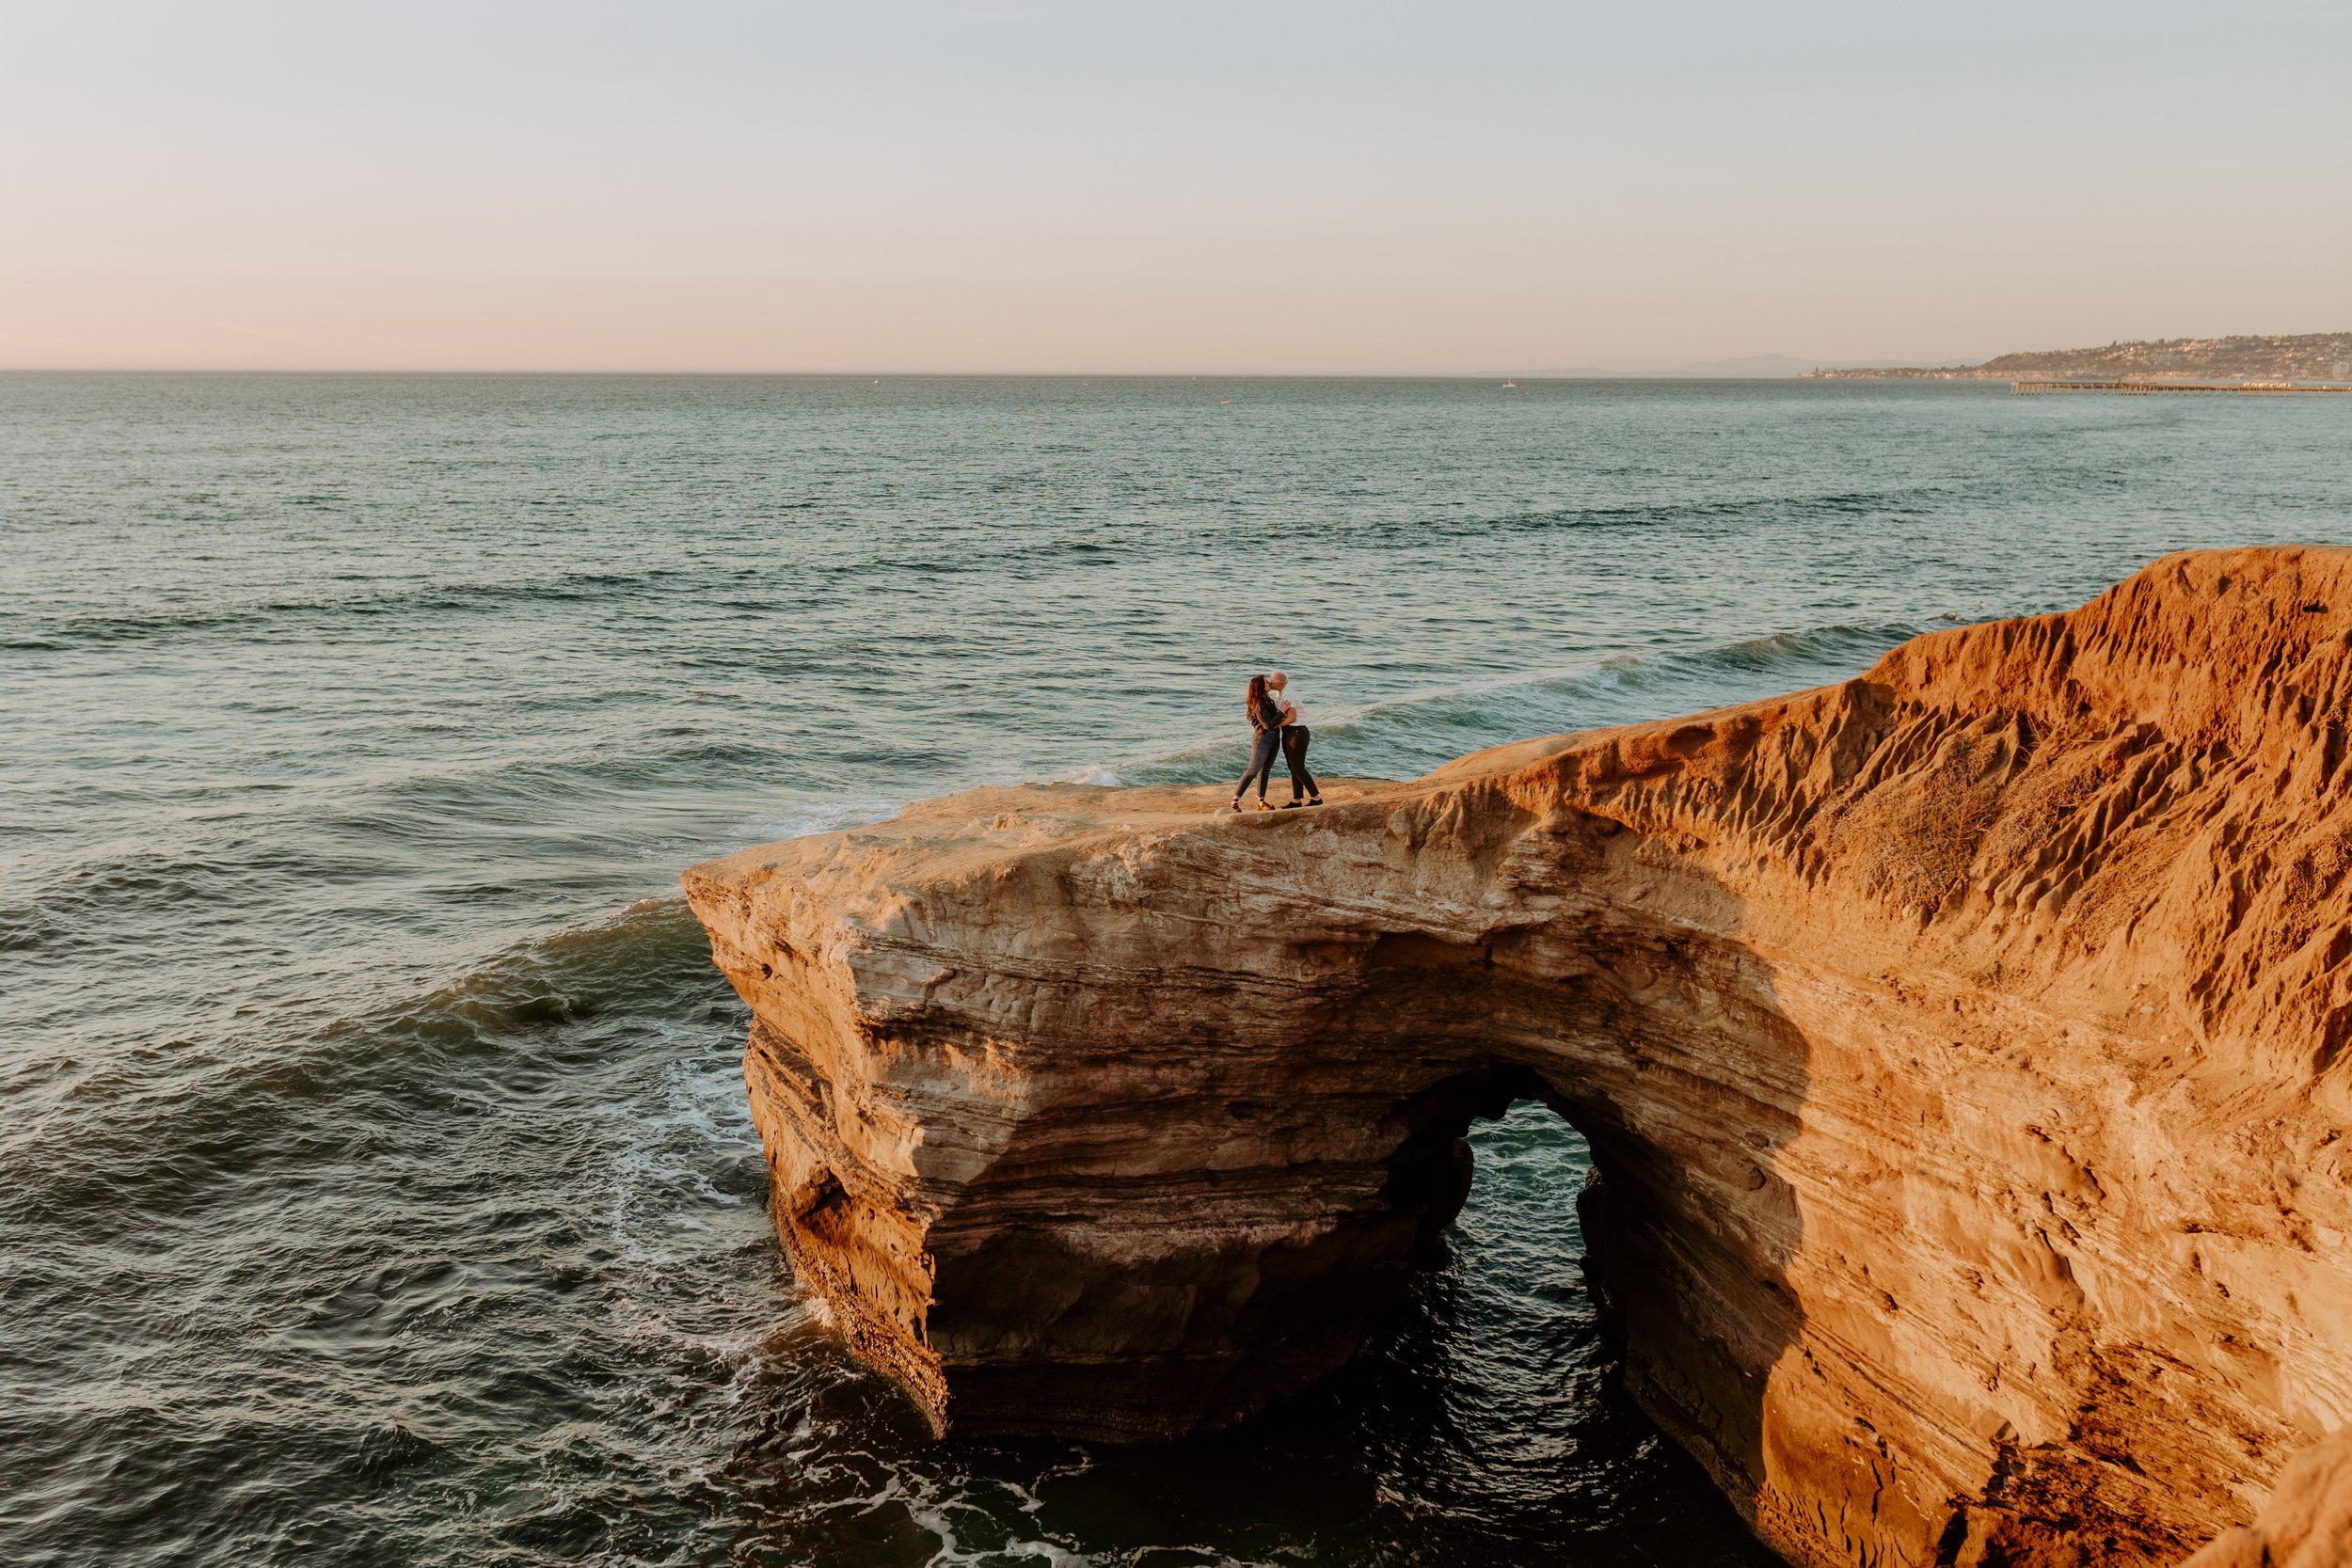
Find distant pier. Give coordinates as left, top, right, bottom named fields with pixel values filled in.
left=2011, top=378, right=2352, bottom=396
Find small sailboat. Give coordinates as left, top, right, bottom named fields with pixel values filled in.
left=1502, top=379, right=1518, bottom=388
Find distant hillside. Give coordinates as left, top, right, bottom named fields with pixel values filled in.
left=1804, top=333, right=2352, bottom=383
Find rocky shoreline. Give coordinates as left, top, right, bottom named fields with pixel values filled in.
left=685, top=547, right=2352, bottom=1566
left=1802, top=332, right=2352, bottom=384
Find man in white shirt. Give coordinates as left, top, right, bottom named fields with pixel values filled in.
left=1266, top=671, right=1321, bottom=806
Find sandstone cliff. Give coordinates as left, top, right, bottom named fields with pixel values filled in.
left=2182, top=1426, right=2352, bottom=1568
left=683, top=546, right=2352, bottom=1567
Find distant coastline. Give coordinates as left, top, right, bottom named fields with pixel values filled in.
left=1802, top=331, right=2352, bottom=384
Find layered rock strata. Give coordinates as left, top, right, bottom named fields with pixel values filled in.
left=2182, top=1426, right=2352, bottom=1568
left=684, top=547, right=2352, bottom=1567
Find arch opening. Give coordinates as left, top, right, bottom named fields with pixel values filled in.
left=1258, top=1084, right=1784, bottom=1560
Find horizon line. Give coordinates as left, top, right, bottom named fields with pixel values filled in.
left=0, top=366, right=1972, bottom=380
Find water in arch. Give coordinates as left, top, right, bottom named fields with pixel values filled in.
left=814, top=1100, right=1783, bottom=1567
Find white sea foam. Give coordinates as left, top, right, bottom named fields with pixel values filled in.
left=739, top=799, right=902, bottom=842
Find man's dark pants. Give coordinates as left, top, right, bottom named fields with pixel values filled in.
left=1281, top=725, right=1318, bottom=800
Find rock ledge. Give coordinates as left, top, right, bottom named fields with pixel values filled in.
left=685, top=547, right=2352, bottom=1567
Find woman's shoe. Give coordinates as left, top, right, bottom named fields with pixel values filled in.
left=1306, top=796, right=1324, bottom=807
left=1281, top=800, right=1304, bottom=809
left=1228, top=798, right=1244, bottom=813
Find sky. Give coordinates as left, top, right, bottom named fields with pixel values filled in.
left=3, top=1, right=2347, bottom=373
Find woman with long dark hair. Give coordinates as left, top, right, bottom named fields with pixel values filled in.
left=1231, top=673, right=1285, bottom=811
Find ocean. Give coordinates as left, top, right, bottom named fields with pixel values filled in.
left=7, top=372, right=2349, bottom=1566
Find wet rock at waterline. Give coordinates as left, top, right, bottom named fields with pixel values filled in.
left=683, top=546, right=2352, bottom=1568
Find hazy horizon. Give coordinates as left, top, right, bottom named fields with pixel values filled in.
left=6, top=1, right=2347, bottom=374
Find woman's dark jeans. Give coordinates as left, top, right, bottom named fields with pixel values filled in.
left=1236, top=728, right=1281, bottom=800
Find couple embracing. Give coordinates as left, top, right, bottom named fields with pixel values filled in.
left=1231, top=670, right=1321, bottom=812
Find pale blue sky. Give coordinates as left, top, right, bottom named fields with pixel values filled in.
left=5, top=1, right=2345, bottom=371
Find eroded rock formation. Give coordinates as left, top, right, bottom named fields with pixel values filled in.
left=683, top=546, right=2352, bottom=1567
left=2181, top=1426, right=2352, bottom=1568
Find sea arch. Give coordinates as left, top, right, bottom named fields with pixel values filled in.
left=685, top=547, right=2352, bottom=1568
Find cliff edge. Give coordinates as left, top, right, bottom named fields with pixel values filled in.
left=684, top=546, right=2352, bottom=1567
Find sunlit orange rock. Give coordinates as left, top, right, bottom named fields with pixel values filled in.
left=685, top=546, right=2352, bottom=1566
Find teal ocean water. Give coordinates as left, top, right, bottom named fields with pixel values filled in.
left=7, top=373, right=2350, bottom=1566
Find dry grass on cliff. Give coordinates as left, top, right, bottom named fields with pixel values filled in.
left=1825, top=726, right=2014, bottom=918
